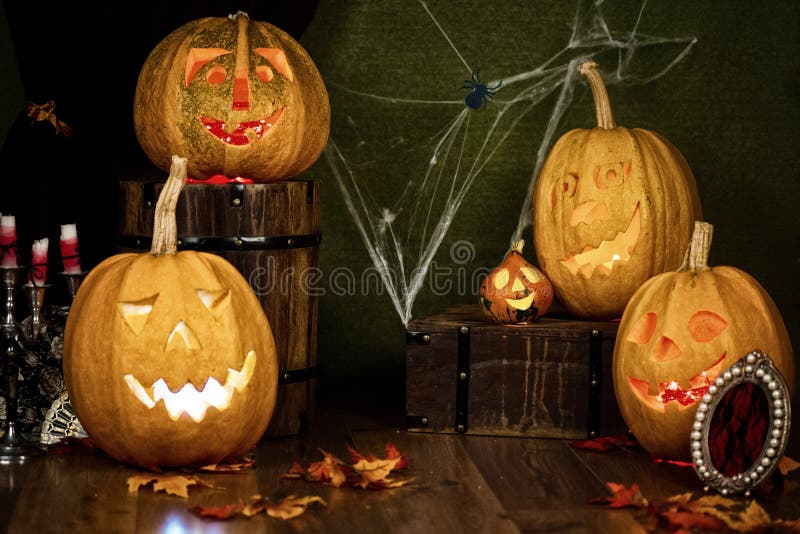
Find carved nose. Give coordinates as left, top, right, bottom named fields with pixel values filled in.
left=570, top=201, right=608, bottom=226
left=165, top=321, right=201, bottom=351
left=651, top=336, right=682, bottom=362
left=232, top=69, right=250, bottom=110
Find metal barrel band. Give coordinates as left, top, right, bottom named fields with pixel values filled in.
left=118, top=233, right=322, bottom=251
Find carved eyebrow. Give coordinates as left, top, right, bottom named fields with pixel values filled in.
left=254, top=48, right=293, bottom=82
left=185, top=48, right=232, bottom=87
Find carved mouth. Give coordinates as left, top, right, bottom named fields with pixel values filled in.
left=560, top=203, right=641, bottom=277
left=627, top=353, right=727, bottom=412
left=200, top=108, right=284, bottom=146
left=123, top=350, right=256, bottom=422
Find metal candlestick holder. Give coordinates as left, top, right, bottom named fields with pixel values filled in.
left=0, top=267, right=86, bottom=462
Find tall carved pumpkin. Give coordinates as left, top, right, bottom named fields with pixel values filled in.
left=612, top=222, right=794, bottom=460
left=63, top=156, right=279, bottom=467
left=533, top=61, right=702, bottom=320
left=134, top=12, right=330, bottom=182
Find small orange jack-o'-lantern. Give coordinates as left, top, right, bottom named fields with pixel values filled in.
left=533, top=61, right=702, bottom=320
left=64, top=156, right=279, bottom=467
left=613, top=222, right=794, bottom=460
left=134, top=12, right=330, bottom=182
left=480, top=240, right=553, bottom=323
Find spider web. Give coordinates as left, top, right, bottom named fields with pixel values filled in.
left=322, top=0, right=697, bottom=325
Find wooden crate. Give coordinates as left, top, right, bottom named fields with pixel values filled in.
left=406, top=304, right=626, bottom=439
left=118, top=178, right=320, bottom=437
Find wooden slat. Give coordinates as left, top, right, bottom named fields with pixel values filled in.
left=350, top=430, right=520, bottom=534
left=461, top=436, right=642, bottom=533
left=6, top=453, right=137, bottom=533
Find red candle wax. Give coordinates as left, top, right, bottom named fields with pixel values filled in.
left=28, top=237, right=49, bottom=286
left=0, top=214, right=18, bottom=268
left=60, top=223, right=82, bottom=274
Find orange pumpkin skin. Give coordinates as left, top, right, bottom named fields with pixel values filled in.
left=480, top=240, right=553, bottom=323
left=612, top=222, right=794, bottom=461
left=63, top=158, right=278, bottom=467
left=533, top=62, right=702, bottom=320
left=134, top=13, right=330, bottom=182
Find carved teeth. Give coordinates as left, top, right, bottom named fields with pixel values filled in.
left=560, top=203, right=640, bottom=276
left=124, top=350, right=256, bottom=422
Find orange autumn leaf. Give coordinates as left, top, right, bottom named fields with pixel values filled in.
left=587, top=482, right=648, bottom=509
left=127, top=474, right=215, bottom=499
left=658, top=510, right=728, bottom=531
left=385, top=442, right=410, bottom=470
left=190, top=503, right=245, bottom=520
left=191, top=494, right=326, bottom=521
left=264, top=495, right=327, bottom=520
left=306, top=449, right=350, bottom=487
left=199, top=456, right=256, bottom=473
left=283, top=443, right=412, bottom=490
left=352, top=457, right=401, bottom=489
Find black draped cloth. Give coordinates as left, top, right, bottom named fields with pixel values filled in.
left=0, top=1, right=319, bottom=302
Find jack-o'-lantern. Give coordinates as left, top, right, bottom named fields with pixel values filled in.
left=63, top=156, right=279, bottom=467
left=134, top=12, right=330, bottom=182
left=480, top=240, right=553, bottom=323
left=533, top=61, right=702, bottom=320
left=613, top=222, right=794, bottom=460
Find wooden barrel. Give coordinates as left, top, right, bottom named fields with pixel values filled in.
left=118, top=178, right=320, bottom=437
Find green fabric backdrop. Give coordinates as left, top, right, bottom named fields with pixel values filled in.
left=298, top=0, right=800, bottom=397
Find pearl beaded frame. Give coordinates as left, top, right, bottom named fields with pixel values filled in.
left=691, top=350, right=791, bottom=496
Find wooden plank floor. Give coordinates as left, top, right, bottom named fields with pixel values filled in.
left=1, top=397, right=799, bottom=533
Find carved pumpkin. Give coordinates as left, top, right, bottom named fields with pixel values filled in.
left=533, top=61, right=702, bottom=320
left=63, top=156, right=279, bottom=467
left=134, top=12, right=330, bottom=182
left=612, top=222, right=795, bottom=460
left=480, top=240, right=553, bottom=323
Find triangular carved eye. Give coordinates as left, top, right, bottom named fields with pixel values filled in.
left=118, top=295, right=158, bottom=335
left=196, top=289, right=231, bottom=319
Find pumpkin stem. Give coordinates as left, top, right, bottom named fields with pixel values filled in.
left=150, top=155, right=188, bottom=256
left=512, top=239, right=525, bottom=254
left=678, top=221, right=713, bottom=272
left=579, top=61, right=616, bottom=129
left=228, top=10, right=250, bottom=20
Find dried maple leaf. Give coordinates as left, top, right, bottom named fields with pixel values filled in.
left=199, top=456, right=256, bottom=473
left=306, top=449, right=350, bottom=487
left=190, top=503, right=245, bottom=520
left=283, top=443, right=412, bottom=490
left=127, top=474, right=214, bottom=499
left=264, top=495, right=327, bottom=520
left=587, top=482, right=648, bottom=509
left=570, top=434, right=638, bottom=452
left=352, top=457, right=401, bottom=489
left=385, top=442, right=410, bottom=470
left=780, top=456, right=800, bottom=477
left=658, top=510, right=728, bottom=531
left=346, top=444, right=378, bottom=464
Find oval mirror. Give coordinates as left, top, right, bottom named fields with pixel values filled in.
left=691, top=350, right=791, bottom=495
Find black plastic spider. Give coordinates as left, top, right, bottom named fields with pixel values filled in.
left=460, top=69, right=502, bottom=109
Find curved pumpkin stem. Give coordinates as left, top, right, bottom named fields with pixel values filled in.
left=512, top=239, right=525, bottom=255
left=150, top=155, right=188, bottom=256
left=678, top=221, right=713, bottom=272
left=579, top=61, right=616, bottom=130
